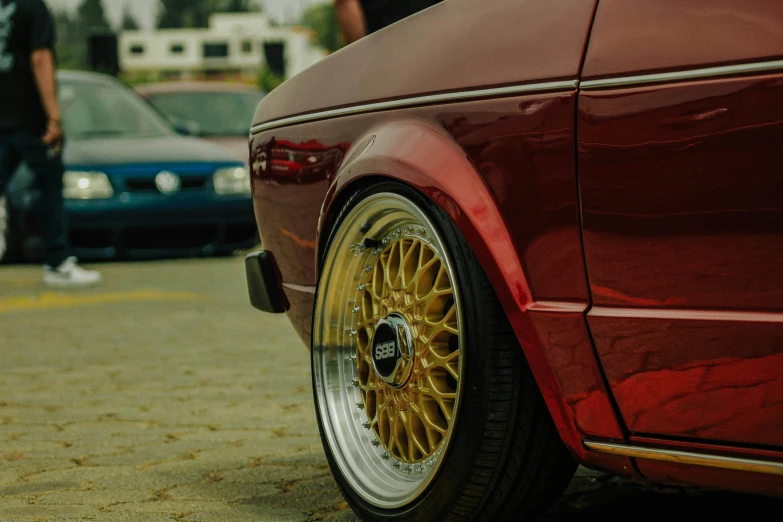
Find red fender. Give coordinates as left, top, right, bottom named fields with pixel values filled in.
left=318, top=119, right=634, bottom=475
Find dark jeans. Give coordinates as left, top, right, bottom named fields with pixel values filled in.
left=0, top=130, right=68, bottom=268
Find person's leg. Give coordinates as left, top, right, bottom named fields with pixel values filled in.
left=13, top=131, right=68, bottom=268
left=0, top=133, right=22, bottom=196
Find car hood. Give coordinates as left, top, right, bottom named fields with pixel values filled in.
left=63, top=135, right=241, bottom=167
left=202, top=136, right=249, bottom=163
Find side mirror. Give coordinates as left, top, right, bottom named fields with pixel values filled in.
left=171, top=118, right=201, bottom=137
left=173, top=123, right=192, bottom=136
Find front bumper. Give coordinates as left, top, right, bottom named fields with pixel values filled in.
left=245, top=250, right=289, bottom=313
left=65, top=194, right=257, bottom=259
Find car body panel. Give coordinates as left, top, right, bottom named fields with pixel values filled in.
left=579, top=0, right=783, bottom=453
left=65, top=135, right=240, bottom=166
left=582, top=0, right=783, bottom=80
left=253, top=0, right=598, bottom=126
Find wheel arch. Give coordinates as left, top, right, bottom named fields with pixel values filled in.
left=316, top=118, right=623, bottom=464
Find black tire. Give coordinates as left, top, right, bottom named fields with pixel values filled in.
left=313, top=181, right=576, bottom=522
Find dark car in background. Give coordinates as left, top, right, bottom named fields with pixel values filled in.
left=137, top=82, right=265, bottom=161
left=0, top=71, right=257, bottom=262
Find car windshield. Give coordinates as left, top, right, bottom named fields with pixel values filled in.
left=60, top=79, right=174, bottom=140
left=146, top=91, right=264, bottom=137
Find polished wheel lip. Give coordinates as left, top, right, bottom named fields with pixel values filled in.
left=313, top=192, right=464, bottom=509
left=0, top=196, right=9, bottom=261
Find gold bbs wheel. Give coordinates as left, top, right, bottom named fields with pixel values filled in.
left=313, top=190, right=463, bottom=508
left=357, top=233, right=459, bottom=464
left=312, top=183, right=577, bottom=520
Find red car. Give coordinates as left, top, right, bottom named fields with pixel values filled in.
left=136, top=82, right=265, bottom=161
left=245, top=0, right=783, bottom=519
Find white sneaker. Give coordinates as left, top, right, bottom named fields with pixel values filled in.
left=44, top=257, right=102, bottom=288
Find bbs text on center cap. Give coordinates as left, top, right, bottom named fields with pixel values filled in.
left=371, top=313, right=414, bottom=387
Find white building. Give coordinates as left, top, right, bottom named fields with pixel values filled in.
left=119, top=13, right=326, bottom=80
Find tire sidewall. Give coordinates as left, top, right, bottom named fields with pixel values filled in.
left=312, top=181, right=512, bottom=521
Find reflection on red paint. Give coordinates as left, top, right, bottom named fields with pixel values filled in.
left=263, top=139, right=349, bottom=185
left=589, top=315, right=783, bottom=447
left=591, top=284, right=686, bottom=307
left=280, top=228, right=316, bottom=249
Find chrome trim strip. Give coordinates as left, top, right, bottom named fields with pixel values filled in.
left=589, top=307, right=783, bottom=323
left=581, top=59, right=783, bottom=89
left=528, top=301, right=588, bottom=314
left=282, top=283, right=316, bottom=295
left=250, top=80, right=578, bottom=134
left=585, top=441, right=783, bottom=476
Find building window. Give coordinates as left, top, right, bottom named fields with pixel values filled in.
left=203, top=42, right=229, bottom=58
left=170, top=43, right=185, bottom=54
left=129, top=44, right=145, bottom=55
left=241, top=40, right=253, bottom=54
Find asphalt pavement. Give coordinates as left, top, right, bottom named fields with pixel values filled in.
left=1, top=257, right=781, bottom=521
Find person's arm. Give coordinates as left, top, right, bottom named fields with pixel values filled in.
left=335, top=0, right=367, bottom=44
left=30, top=48, right=62, bottom=146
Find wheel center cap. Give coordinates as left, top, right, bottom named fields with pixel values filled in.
left=371, top=313, right=414, bottom=387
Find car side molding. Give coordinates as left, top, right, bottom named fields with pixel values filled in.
left=581, top=59, right=783, bottom=89
left=250, top=80, right=578, bottom=134
left=585, top=440, right=783, bottom=476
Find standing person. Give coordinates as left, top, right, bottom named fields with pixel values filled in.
left=335, top=0, right=443, bottom=44
left=0, top=0, right=101, bottom=287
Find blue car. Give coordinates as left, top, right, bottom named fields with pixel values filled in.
left=0, top=71, right=257, bottom=262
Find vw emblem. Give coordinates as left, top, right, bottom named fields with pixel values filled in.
left=155, top=171, right=181, bottom=195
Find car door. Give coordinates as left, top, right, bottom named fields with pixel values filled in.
left=578, top=0, right=783, bottom=449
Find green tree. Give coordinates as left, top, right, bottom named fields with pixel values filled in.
left=258, top=63, right=284, bottom=93
left=54, top=9, right=87, bottom=70
left=157, top=0, right=256, bottom=29
left=300, top=4, right=343, bottom=54
left=217, top=0, right=251, bottom=12
left=121, top=8, right=140, bottom=30
left=77, top=0, right=110, bottom=31
left=158, top=0, right=212, bottom=29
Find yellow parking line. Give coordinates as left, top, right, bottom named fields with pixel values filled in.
left=0, top=290, right=203, bottom=313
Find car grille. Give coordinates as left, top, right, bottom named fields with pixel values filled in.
left=125, top=177, right=208, bottom=192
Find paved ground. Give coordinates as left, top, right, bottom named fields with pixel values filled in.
left=1, top=257, right=781, bottom=521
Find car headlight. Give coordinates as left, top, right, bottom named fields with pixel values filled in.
left=213, top=166, right=250, bottom=195
left=63, top=171, right=114, bottom=200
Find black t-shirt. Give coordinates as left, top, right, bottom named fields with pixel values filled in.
left=360, top=0, right=443, bottom=35
left=0, top=0, right=55, bottom=132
